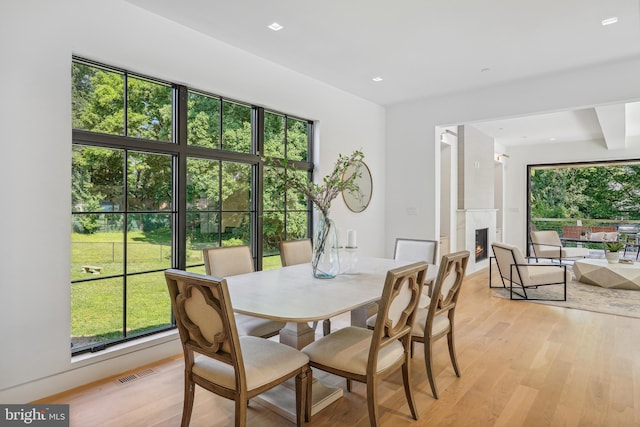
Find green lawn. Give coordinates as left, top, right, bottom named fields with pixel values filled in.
left=71, top=231, right=284, bottom=349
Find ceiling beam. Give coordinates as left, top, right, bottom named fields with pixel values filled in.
left=595, top=104, right=626, bottom=150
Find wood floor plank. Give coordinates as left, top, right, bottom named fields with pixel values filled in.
left=493, top=384, right=539, bottom=427
left=36, top=266, right=640, bottom=426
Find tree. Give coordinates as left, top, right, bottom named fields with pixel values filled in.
left=72, top=60, right=312, bottom=248
left=531, top=163, right=640, bottom=223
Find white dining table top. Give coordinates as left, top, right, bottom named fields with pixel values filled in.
left=225, top=257, right=437, bottom=323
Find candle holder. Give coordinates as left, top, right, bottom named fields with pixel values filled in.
left=340, top=246, right=359, bottom=274
left=346, top=229, right=357, bottom=248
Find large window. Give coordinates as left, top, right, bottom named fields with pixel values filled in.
left=527, top=160, right=640, bottom=254
left=71, top=58, right=312, bottom=354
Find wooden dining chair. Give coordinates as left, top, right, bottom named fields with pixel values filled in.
left=410, top=250, right=469, bottom=399
left=395, top=237, right=439, bottom=302
left=394, top=238, right=439, bottom=264
left=165, top=269, right=311, bottom=427
left=279, top=239, right=331, bottom=336
left=203, top=245, right=285, bottom=338
left=279, top=238, right=313, bottom=267
left=302, top=261, right=427, bottom=427
left=363, top=238, right=437, bottom=327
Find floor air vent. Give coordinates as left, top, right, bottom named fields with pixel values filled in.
left=116, top=369, right=156, bottom=384
left=135, top=368, right=155, bottom=378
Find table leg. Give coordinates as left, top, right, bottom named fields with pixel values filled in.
left=258, top=322, right=343, bottom=422
left=351, top=302, right=379, bottom=327
left=279, top=321, right=315, bottom=350
left=255, top=370, right=343, bottom=422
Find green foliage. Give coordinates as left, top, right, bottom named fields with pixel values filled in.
left=531, top=164, right=640, bottom=221
left=72, top=61, right=313, bottom=253
left=187, top=91, right=220, bottom=147
left=268, top=150, right=365, bottom=216
left=73, top=201, right=102, bottom=234
left=605, top=242, right=624, bottom=252
left=222, top=238, right=244, bottom=247
left=72, top=62, right=173, bottom=225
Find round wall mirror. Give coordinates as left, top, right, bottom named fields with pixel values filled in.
left=342, top=160, right=373, bottom=213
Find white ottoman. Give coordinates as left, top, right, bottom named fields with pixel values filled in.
left=573, top=259, right=640, bottom=290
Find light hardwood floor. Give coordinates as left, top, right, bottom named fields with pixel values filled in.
left=38, top=266, right=640, bottom=426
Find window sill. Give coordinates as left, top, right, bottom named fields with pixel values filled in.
left=71, top=330, right=180, bottom=367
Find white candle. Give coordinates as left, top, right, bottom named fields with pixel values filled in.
left=347, top=229, right=357, bottom=248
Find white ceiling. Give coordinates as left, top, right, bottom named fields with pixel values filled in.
left=472, top=103, right=640, bottom=147
left=128, top=0, right=640, bottom=146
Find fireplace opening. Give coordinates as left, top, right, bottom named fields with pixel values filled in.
left=475, top=228, right=488, bottom=262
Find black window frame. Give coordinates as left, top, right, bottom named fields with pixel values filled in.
left=71, top=57, right=314, bottom=355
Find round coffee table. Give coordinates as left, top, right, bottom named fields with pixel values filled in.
left=573, top=258, right=640, bottom=290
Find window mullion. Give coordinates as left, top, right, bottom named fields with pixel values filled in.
left=255, top=107, right=265, bottom=270
left=175, top=86, right=188, bottom=270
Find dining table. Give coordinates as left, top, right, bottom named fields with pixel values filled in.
left=224, top=256, right=437, bottom=420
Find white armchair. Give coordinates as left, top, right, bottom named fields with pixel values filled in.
left=491, top=242, right=570, bottom=301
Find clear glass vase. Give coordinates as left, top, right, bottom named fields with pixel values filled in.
left=312, top=212, right=340, bottom=278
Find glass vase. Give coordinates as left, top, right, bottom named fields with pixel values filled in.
left=312, top=212, right=340, bottom=278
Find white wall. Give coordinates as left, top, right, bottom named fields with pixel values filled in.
left=460, top=125, right=495, bottom=209
left=0, top=0, right=386, bottom=402
left=385, top=56, right=640, bottom=258
left=384, top=101, right=440, bottom=257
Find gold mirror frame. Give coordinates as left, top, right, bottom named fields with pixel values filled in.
left=342, top=160, right=373, bottom=213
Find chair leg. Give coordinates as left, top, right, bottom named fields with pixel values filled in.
left=447, top=329, right=460, bottom=377
left=323, top=318, right=331, bottom=336
left=235, top=397, right=247, bottom=427
left=295, top=368, right=308, bottom=427
left=181, top=380, right=195, bottom=427
left=401, top=356, right=419, bottom=420
left=424, top=338, right=439, bottom=399
left=305, top=367, right=312, bottom=422
left=366, top=379, right=380, bottom=427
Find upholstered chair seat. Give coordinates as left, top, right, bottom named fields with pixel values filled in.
left=192, top=336, right=310, bottom=390
left=410, top=310, right=450, bottom=338
left=234, top=314, right=288, bottom=342
left=302, top=327, right=404, bottom=376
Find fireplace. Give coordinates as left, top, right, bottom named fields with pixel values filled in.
left=475, top=228, right=488, bottom=262
left=457, top=209, right=496, bottom=274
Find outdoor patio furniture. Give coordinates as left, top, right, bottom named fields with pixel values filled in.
left=623, top=234, right=640, bottom=260
left=530, top=230, right=590, bottom=263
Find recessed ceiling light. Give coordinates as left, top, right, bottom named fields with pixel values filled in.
left=602, top=17, right=618, bottom=26
left=372, top=76, right=383, bottom=82
left=268, top=22, right=284, bottom=31
left=549, top=137, right=556, bottom=141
